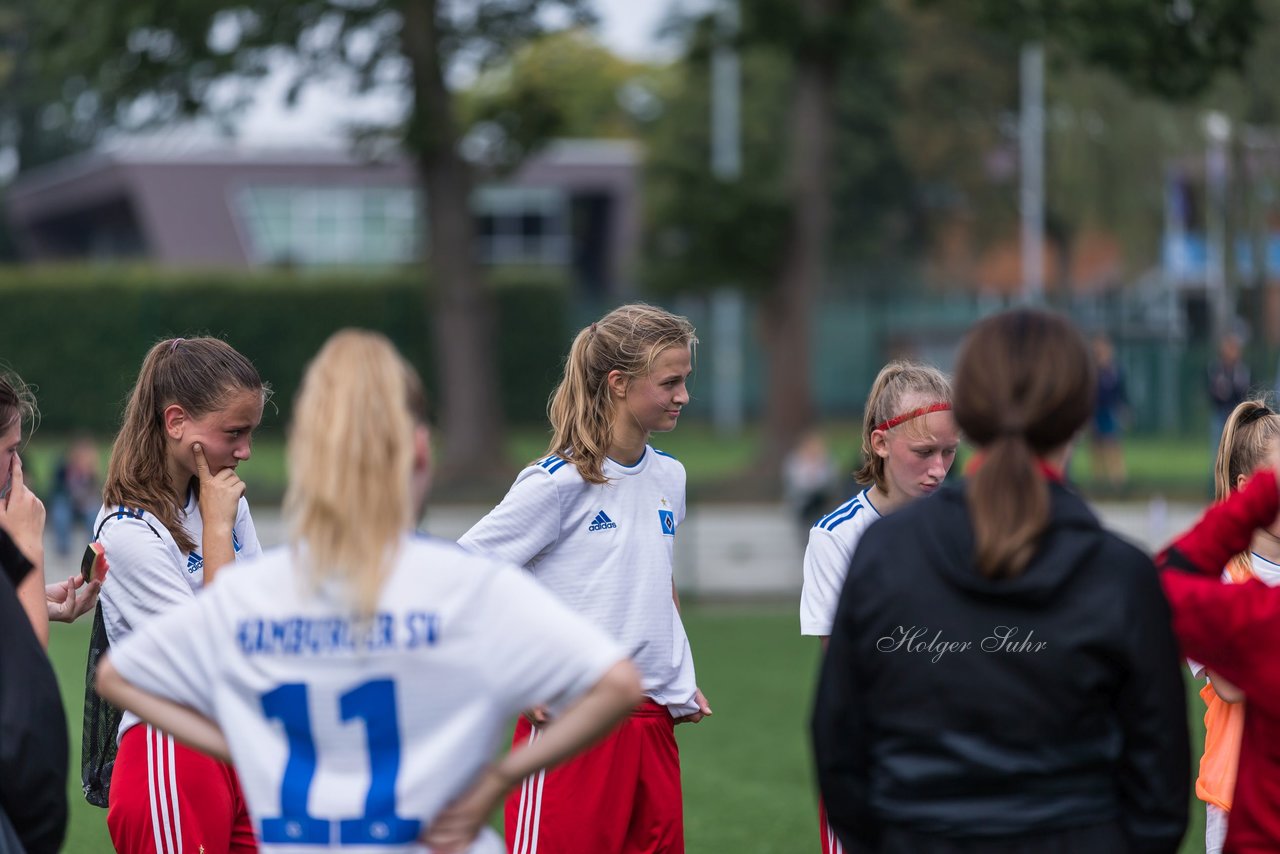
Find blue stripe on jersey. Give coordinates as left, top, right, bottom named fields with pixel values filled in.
left=654, top=448, right=677, bottom=460
left=608, top=448, right=647, bottom=468
left=814, top=497, right=856, bottom=530
left=817, top=493, right=867, bottom=531
left=539, top=454, right=572, bottom=474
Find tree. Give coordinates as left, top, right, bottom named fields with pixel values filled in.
left=0, top=1, right=98, bottom=259
left=459, top=28, right=662, bottom=167
left=646, top=0, right=914, bottom=471
left=943, top=0, right=1260, bottom=296
left=649, top=0, right=1261, bottom=474
left=943, top=0, right=1260, bottom=100
left=21, top=0, right=595, bottom=482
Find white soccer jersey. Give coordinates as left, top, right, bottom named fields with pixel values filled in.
left=96, top=492, right=262, bottom=737
left=799, top=488, right=882, bottom=636
left=108, top=534, right=624, bottom=854
left=458, top=447, right=700, bottom=716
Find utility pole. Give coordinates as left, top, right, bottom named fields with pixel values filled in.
left=711, top=0, right=744, bottom=436
left=1020, top=42, right=1045, bottom=304
left=1204, top=111, right=1232, bottom=340
left=711, top=0, right=741, bottom=182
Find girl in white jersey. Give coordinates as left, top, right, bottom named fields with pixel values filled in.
left=1195, top=398, right=1280, bottom=854
left=87, top=336, right=268, bottom=853
left=97, top=329, right=642, bottom=854
left=799, top=360, right=958, bottom=854
left=460, top=302, right=711, bottom=854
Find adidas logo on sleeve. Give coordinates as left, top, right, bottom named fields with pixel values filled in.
left=588, top=511, right=618, bottom=532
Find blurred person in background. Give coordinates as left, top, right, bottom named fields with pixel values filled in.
left=1209, top=332, right=1251, bottom=446
left=783, top=429, right=838, bottom=539
left=49, top=433, right=102, bottom=557
left=1089, top=333, right=1128, bottom=489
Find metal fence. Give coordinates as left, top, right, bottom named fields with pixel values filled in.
left=579, top=286, right=1280, bottom=438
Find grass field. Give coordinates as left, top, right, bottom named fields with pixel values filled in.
left=49, top=605, right=1210, bottom=853
left=22, top=425, right=1218, bottom=506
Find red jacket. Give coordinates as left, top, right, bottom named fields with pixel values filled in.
left=1158, top=469, right=1280, bottom=854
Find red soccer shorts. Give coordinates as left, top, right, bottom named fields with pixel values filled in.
left=505, top=699, right=684, bottom=854
left=108, top=724, right=257, bottom=854
left=819, top=799, right=845, bottom=854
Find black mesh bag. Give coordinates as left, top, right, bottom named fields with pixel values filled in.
left=80, top=511, right=161, bottom=807
left=81, top=602, right=121, bottom=808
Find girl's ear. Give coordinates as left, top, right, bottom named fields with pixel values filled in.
left=869, top=429, right=891, bottom=460
left=606, top=369, right=629, bottom=400
left=410, top=423, right=433, bottom=516
left=413, top=424, right=432, bottom=474
left=163, top=404, right=187, bottom=440
left=1237, top=472, right=1250, bottom=492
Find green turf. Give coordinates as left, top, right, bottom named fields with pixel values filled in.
left=48, top=619, right=113, bottom=853
left=49, top=605, right=1213, bottom=853
left=22, top=426, right=1220, bottom=506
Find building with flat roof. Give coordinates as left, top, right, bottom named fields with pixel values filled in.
left=5, top=138, right=642, bottom=296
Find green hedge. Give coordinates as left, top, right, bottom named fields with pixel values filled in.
left=0, top=266, right=570, bottom=434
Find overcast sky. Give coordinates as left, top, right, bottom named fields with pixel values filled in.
left=233, top=0, right=700, bottom=145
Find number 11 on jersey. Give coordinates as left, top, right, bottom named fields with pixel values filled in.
left=259, top=678, right=421, bottom=846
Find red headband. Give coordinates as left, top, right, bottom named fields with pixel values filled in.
left=874, top=402, right=952, bottom=432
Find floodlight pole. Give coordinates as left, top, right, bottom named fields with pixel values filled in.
left=711, top=0, right=745, bottom=436
left=1020, top=42, right=1045, bottom=305
left=1204, top=111, right=1232, bottom=340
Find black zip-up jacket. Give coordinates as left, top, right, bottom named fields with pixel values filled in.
left=0, top=529, right=68, bottom=854
left=812, top=480, right=1188, bottom=854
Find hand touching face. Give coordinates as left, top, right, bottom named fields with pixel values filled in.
left=166, top=389, right=264, bottom=480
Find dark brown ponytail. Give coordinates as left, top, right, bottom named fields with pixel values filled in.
left=952, top=310, right=1094, bottom=579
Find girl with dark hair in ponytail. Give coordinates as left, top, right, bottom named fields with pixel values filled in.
left=91, top=336, right=269, bottom=854
left=812, top=309, right=1189, bottom=853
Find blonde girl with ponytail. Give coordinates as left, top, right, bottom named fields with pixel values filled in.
left=460, top=302, right=709, bottom=854
left=1195, top=399, right=1280, bottom=854
left=801, top=360, right=958, bottom=644
left=98, top=330, right=641, bottom=854
left=800, top=360, right=958, bottom=854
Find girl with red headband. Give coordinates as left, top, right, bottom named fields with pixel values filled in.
left=800, top=360, right=959, bottom=854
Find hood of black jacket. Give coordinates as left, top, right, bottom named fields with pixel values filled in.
left=913, top=480, right=1107, bottom=606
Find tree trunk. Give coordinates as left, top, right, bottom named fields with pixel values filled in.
left=759, top=0, right=844, bottom=473
left=401, top=0, right=507, bottom=487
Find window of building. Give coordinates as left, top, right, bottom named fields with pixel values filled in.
left=472, top=187, right=569, bottom=265
left=236, top=184, right=568, bottom=268
left=236, top=186, right=420, bottom=267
